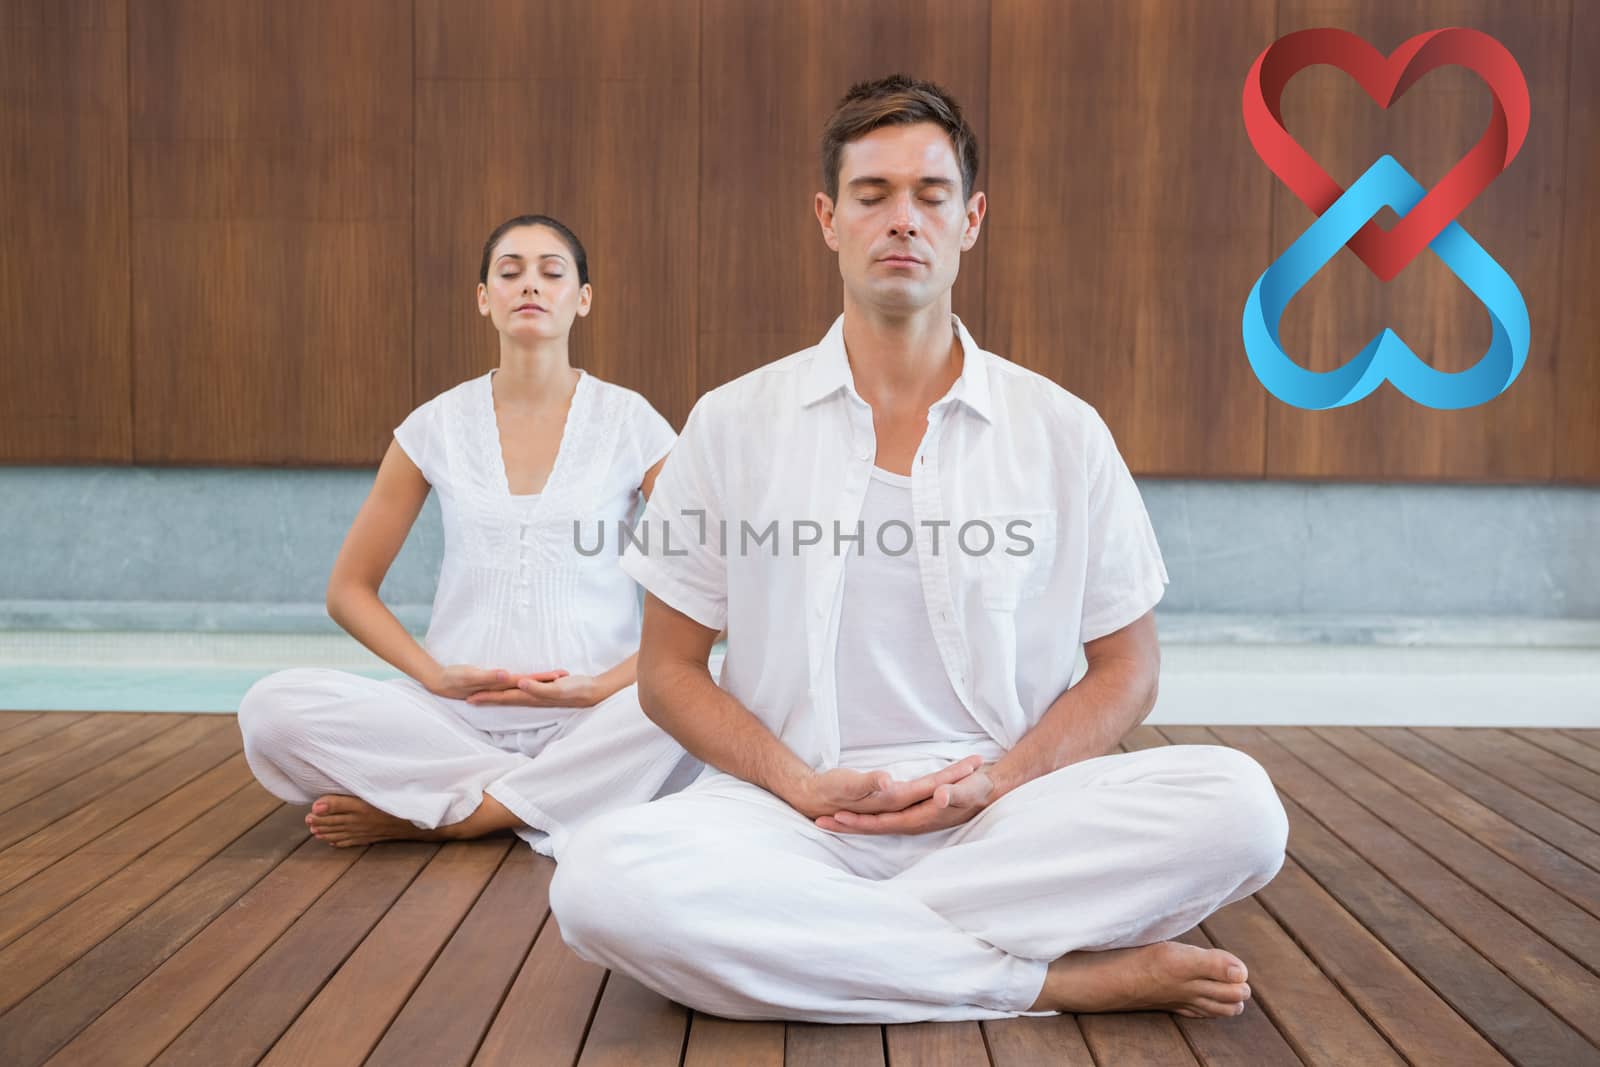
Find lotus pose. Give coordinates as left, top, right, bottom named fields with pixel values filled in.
left=549, top=78, right=1288, bottom=1022
left=238, top=214, right=698, bottom=858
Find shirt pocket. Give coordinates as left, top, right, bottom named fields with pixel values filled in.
left=973, top=509, right=1058, bottom=611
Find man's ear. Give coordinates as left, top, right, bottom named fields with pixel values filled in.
left=815, top=192, right=840, bottom=252
left=960, top=191, right=987, bottom=252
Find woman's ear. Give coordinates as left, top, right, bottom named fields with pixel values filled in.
left=476, top=282, right=490, bottom=317
left=577, top=282, right=593, bottom=318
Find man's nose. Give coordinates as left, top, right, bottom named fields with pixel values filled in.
left=887, top=196, right=920, bottom=237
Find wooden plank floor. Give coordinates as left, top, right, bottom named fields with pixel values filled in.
left=0, top=713, right=1597, bottom=1066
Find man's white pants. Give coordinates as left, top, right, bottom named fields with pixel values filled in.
left=237, top=669, right=699, bottom=859
left=550, top=742, right=1288, bottom=1023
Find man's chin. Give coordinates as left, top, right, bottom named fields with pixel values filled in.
left=851, top=281, right=937, bottom=316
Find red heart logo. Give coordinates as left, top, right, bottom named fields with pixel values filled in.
left=1243, top=27, right=1530, bottom=282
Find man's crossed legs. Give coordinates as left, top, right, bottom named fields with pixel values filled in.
left=551, top=742, right=1288, bottom=1023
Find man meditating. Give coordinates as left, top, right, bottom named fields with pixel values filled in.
left=549, top=75, right=1288, bottom=1023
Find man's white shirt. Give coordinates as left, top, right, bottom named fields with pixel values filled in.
left=617, top=313, right=1169, bottom=771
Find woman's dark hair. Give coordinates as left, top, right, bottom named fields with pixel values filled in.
left=478, top=214, right=590, bottom=287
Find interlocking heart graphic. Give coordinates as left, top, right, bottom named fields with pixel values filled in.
left=1239, top=27, right=1532, bottom=410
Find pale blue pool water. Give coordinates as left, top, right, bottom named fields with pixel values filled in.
left=0, top=666, right=400, bottom=712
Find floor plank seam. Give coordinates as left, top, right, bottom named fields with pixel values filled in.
left=1356, top=726, right=1600, bottom=881
left=8, top=715, right=1597, bottom=1065
left=0, top=734, right=245, bottom=884
left=1406, top=729, right=1598, bottom=830
left=0, top=770, right=260, bottom=949
left=358, top=839, right=523, bottom=1063
left=0, top=714, right=189, bottom=819
left=1227, top=727, right=1595, bottom=1061
left=1241, top=878, right=1423, bottom=1066
left=1514, top=732, right=1600, bottom=799
left=1164, top=726, right=1400, bottom=1067
left=2, top=795, right=291, bottom=1019
left=260, top=844, right=444, bottom=1057
left=465, top=902, right=558, bottom=1065
left=570, top=968, right=612, bottom=1067
left=1279, top=729, right=1600, bottom=980
left=118, top=836, right=374, bottom=1064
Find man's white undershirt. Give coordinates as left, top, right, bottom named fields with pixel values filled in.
left=833, top=465, right=999, bottom=769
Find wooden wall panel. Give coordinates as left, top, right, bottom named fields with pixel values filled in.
left=986, top=0, right=1277, bottom=477
left=1554, top=2, right=1599, bottom=482
left=696, top=0, right=990, bottom=395
left=1265, top=1, right=1571, bottom=481
left=128, top=0, right=412, bottom=465
left=1, top=0, right=1594, bottom=483
left=414, top=0, right=699, bottom=429
left=0, top=0, right=130, bottom=463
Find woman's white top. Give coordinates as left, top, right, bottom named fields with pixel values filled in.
left=393, top=368, right=675, bottom=728
left=834, top=465, right=991, bottom=758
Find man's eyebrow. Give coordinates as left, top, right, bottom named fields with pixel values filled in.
left=845, top=176, right=957, bottom=189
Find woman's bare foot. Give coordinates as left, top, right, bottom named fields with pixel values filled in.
left=305, top=795, right=448, bottom=848
left=305, top=793, right=525, bottom=847
left=1029, top=941, right=1253, bottom=1019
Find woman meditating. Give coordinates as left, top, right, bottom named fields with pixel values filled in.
left=238, top=214, right=698, bottom=859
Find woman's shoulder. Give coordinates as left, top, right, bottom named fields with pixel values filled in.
left=581, top=371, right=670, bottom=422
left=422, top=371, right=492, bottom=407
left=405, top=372, right=491, bottom=422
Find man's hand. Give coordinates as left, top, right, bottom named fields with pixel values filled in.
left=426, top=664, right=566, bottom=701
left=465, top=671, right=604, bottom=708
left=788, top=754, right=987, bottom=822
left=816, top=759, right=997, bottom=836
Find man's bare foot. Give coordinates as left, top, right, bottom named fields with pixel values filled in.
left=1029, top=941, right=1253, bottom=1019
left=305, top=795, right=447, bottom=848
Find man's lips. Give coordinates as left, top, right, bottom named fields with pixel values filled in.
left=877, top=255, right=924, bottom=266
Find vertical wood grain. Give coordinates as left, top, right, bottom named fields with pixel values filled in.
left=1266, top=1, right=1571, bottom=482
left=987, top=0, right=1277, bottom=477
left=414, top=0, right=699, bottom=429
left=127, top=0, right=412, bottom=465
left=1554, top=1, right=1599, bottom=482
left=0, top=0, right=131, bottom=463
left=697, top=0, right=990, bottom=396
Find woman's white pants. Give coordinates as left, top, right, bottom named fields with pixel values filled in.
left=549, top=742, right=1288, bottom=1023
left=236, top=668, right=699, bottom=859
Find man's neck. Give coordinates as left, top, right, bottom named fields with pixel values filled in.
left=840, top=296, right=962, bottom=415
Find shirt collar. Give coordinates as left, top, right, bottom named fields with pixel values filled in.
left=799, top=313, right=994, bottom=424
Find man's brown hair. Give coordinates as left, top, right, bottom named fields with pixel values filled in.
left=819, top=74, right=980, bottom=202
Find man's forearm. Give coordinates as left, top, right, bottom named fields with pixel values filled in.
left=988, top=656, right=1158, bottom=801
left=639, top=653, right=814, bottom=803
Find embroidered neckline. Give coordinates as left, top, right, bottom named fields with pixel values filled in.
left=484, top=367, right=590, bottom=501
